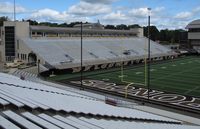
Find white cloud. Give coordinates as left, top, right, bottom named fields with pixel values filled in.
left=0, top=2, right=26, bottom=14
left=174, top=12, right=192, bottom=19
left=81, top=0, right=117, bottom=4
left=129, top=7, right=149, bottom=18
left=102, top=11, right=129, bottom=24
left=128, top=7, right=165, bottom=18
left=30, top=8, right=69, bottom=22
left=68, top=2, right=112, bottom=16
left=154, top=7, right=165, bottom=12
left=2, top=0, right=197, bottom=30
left=193, top=6, right=200, bottom=13
left=30, top=8, right=91, bottom=23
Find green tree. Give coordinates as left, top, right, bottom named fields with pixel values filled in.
left=143, top=26, right=159, bottom=41
left=0, top=16, right=9, bottom=26
left=116, top=24, right=129, bottom=30
left=128, top=24, right=141, bottom=29
left=105, top=25, right=116, bottom=29
left=26, top=19, right=38, bottom=25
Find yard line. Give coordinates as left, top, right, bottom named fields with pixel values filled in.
left=135, top=72, right=143, bottom=75
left=184, top=86, right=200, bottom=95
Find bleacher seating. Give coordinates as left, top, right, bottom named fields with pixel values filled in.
left=22, top=37, right=175, bottom=69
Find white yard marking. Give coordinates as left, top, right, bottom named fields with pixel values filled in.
left=184, top=86, right=199, bottom=94
left=135, top=72, right=143, bottom=75
left=161, top=67, right=166, bottom=69
left=102, top=79, right=109, bottom=81
left=118, top=75, right=127, bottom=78
left=150, top=69, right=156, bottom=72
left=180, top=63, right=185, bottom=65
left=172, top=64, right=176, bottom=67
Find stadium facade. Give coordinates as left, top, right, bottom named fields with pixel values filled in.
left=0, top=21, right=176, bottom=75
left=186, top=19, right=200, bottom=53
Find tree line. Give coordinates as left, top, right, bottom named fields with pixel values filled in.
left=0, top=16, right=187, bottom=44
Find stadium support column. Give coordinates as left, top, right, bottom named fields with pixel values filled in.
left=37, top=59, right=40, bottom=77
left=80, top=22, right=84, bottom=90
left=147, top=8, right=151, bottom=101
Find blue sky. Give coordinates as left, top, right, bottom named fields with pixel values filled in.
left=0, top=0, right=200, bottom=29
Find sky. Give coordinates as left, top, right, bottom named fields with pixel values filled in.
left=0, top=0, right=200, bottom=29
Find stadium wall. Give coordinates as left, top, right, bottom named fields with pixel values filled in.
left=40, top=55, right=176, bottom=77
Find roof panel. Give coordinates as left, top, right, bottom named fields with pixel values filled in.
left=0, top=97, right=10, bottom=106
left=0, top=73, right=179, bottom=122
left=3, top=110, right=42, bottom=129
left=79, top=117, right=200, bottom=129
left=21, top=112, right=61, bottom=129
left=0, top=115, right=20, bottom=129
left=0, top=89, right=38, bottom=109
left=67, top=116, right=103, bottom=129
left=0, top=92, right=24, bottom=107
left=38, top=114, right=76, bottom=129
left=54, top=115, right=91, bottom=129
left=0, top=73, right=200, bottom=129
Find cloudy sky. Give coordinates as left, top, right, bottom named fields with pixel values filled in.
left=0, top=0, right=200, bottom=29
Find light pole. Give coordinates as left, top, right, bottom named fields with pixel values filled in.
left=80, top=22, right=84, bottom=90
left=147, top=8, right=151, bottom=101
left=14, top=0, right=16, bottom=21
left=37, top=59, right=40, bottom=77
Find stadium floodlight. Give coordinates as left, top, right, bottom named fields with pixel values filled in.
left=147, top=7, right=151, bottom=101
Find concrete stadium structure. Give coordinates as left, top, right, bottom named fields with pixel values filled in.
left=186, top=19, right=200, bottom=53
left=0, top=72, right=200, bottom=128
left=0, top=21, right=176, bottom=75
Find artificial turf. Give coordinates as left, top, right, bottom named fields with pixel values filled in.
left=48, top=56, right=200, bottom=97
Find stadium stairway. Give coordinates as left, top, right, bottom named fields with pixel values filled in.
left=12, top=69, right=41, bottom=82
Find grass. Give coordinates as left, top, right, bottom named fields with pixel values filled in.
left=48, top=56, right=200, bottom=97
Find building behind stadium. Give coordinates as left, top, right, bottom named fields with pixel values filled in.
left=186, top=19, right=200, bottom=53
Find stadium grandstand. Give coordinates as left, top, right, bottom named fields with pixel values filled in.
left=0, top=21, right=176, bottom=76
left=0, top=72, right=200, bottom=129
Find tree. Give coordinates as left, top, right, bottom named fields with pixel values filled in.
left=143, top=26, right=159, bottom=41
left=116, top=24, right=129, bottom=30
left=0, top=16, right=9, bottom=26
left=128, top=24, right=141, bottom=29
left=105, top=25, right=116, bottom=29
left=58, top=23, right=69, bottom=27
left=67, top=22, right=82, bottom=27
left=26, top=19, right=38, bottom=25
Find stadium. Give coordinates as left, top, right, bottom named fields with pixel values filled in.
left=0, top=18, right=200, bottom=129
left=0, top=20, right=200, bottom=128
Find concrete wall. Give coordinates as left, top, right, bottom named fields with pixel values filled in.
left=17, top=39, right=45, bottom=65
left=0, top=21, right=29, bottom=62
left=3, top=21, right=29, bottom=38
left=188, top=32, right=200, bottom=39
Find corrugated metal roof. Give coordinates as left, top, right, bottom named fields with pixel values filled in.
left=0, top=110, right=199, bottom=129
left=0, top=73, right=200, bottom=129
left=0, top=73, right=177, bottom=122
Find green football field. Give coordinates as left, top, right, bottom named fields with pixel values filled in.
left=49, top=56, right=200, bottom=97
